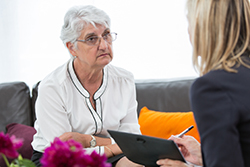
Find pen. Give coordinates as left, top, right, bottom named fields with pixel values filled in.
left=176, top=125, right=194, bottom=138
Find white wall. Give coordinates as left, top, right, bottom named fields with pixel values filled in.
left=0, top=0, right=197, bottom=87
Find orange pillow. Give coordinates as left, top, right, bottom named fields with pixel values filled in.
left=138, top=107, right=200, bottom=142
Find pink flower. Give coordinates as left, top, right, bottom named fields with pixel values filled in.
left=41, top=137, right=111, bottom=167
left=87, top=151, right=111, bottom=167
left=0, top=132, right=23, bottom=158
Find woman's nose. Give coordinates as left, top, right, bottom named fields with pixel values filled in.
left=98, top=37, right=108, bottom=50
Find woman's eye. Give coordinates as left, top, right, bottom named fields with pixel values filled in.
left=104, top=33, right=110, bottom=37
left=87, top=36, right=98, bottom=41
left=103, top=33, right=110, bottom=39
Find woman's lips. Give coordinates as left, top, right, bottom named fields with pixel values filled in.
left=98, top=53, right=109, bottom=57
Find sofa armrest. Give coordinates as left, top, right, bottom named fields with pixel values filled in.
left=0, top=82, right=32, bottom=133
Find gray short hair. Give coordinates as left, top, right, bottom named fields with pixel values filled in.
left=60, top=5, right=111, bottom=48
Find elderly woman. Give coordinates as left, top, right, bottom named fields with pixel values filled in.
left=31, top=5, right=142, bottom=167
left=157, top=0, right=250, bottom=167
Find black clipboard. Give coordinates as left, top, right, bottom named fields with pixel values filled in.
left=108, top=130, right=186, bottom=167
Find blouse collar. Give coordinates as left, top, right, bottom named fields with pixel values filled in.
left=67, top=58, right=108, bottom=99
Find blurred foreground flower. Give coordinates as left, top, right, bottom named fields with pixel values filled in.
left=0, top=132, right=35, bottom=167
left=41, top=137, right=111, bottom=167
left=0, top=132, right=23, bottom=158
left=1, top=132, right=110, bottom=167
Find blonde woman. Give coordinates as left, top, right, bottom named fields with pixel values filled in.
left=157, top=0, right=250, bottom=166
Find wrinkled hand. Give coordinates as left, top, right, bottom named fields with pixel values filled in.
left=59, top=132, right=90, bottom=148
left=169, top=135, right=202, bottom=166
left=156, top=158, right=194, bottom=167
left=116, top=156, right=144, bottom=167
left=106, top=144, right=122, bottom=156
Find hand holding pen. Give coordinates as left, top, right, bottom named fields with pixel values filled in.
left=176, top=125, right=194, bottom=138
left=167, top=125, right=203, bottom=166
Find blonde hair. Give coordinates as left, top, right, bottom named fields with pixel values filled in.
left=187, top=0, right=250, bottom=75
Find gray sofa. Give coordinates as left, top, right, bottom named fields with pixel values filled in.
left=0, top=77, right=195, bottom=166
left=135, top=78, right=194, bottom=115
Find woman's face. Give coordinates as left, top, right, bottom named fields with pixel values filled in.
left=70, top=24, right=113, bottom=70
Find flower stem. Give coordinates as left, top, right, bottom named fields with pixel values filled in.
left=1, top=153, right=10, bottom=167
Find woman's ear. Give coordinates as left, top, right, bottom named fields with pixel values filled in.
left=66, top=42, right=76, bottom=56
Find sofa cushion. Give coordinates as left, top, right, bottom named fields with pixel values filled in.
left=6, top=123, right=36, bottom=158
left=0, top=82, right=32, bottom=133
left=138, top=107, right=200, bottom=142
left=0, top=123, right=36, bottom=167
left=135, top=78, right=194, bottom=115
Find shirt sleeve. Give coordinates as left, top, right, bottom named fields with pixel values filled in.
left=117, top=76, right=141, bottom=135
left=190, top=76, right=244, bottom=167
left=84, top=146, right=105, bottom=155
left=35, top=80, right=71, bottom=146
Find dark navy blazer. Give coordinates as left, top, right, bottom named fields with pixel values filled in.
left=191, top=57, right=250, bottom=167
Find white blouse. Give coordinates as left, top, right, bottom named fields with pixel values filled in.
left=31, top=58, right=141, bottom=154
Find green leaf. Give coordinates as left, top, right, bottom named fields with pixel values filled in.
left=12, top=158, right=36, bottom=167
